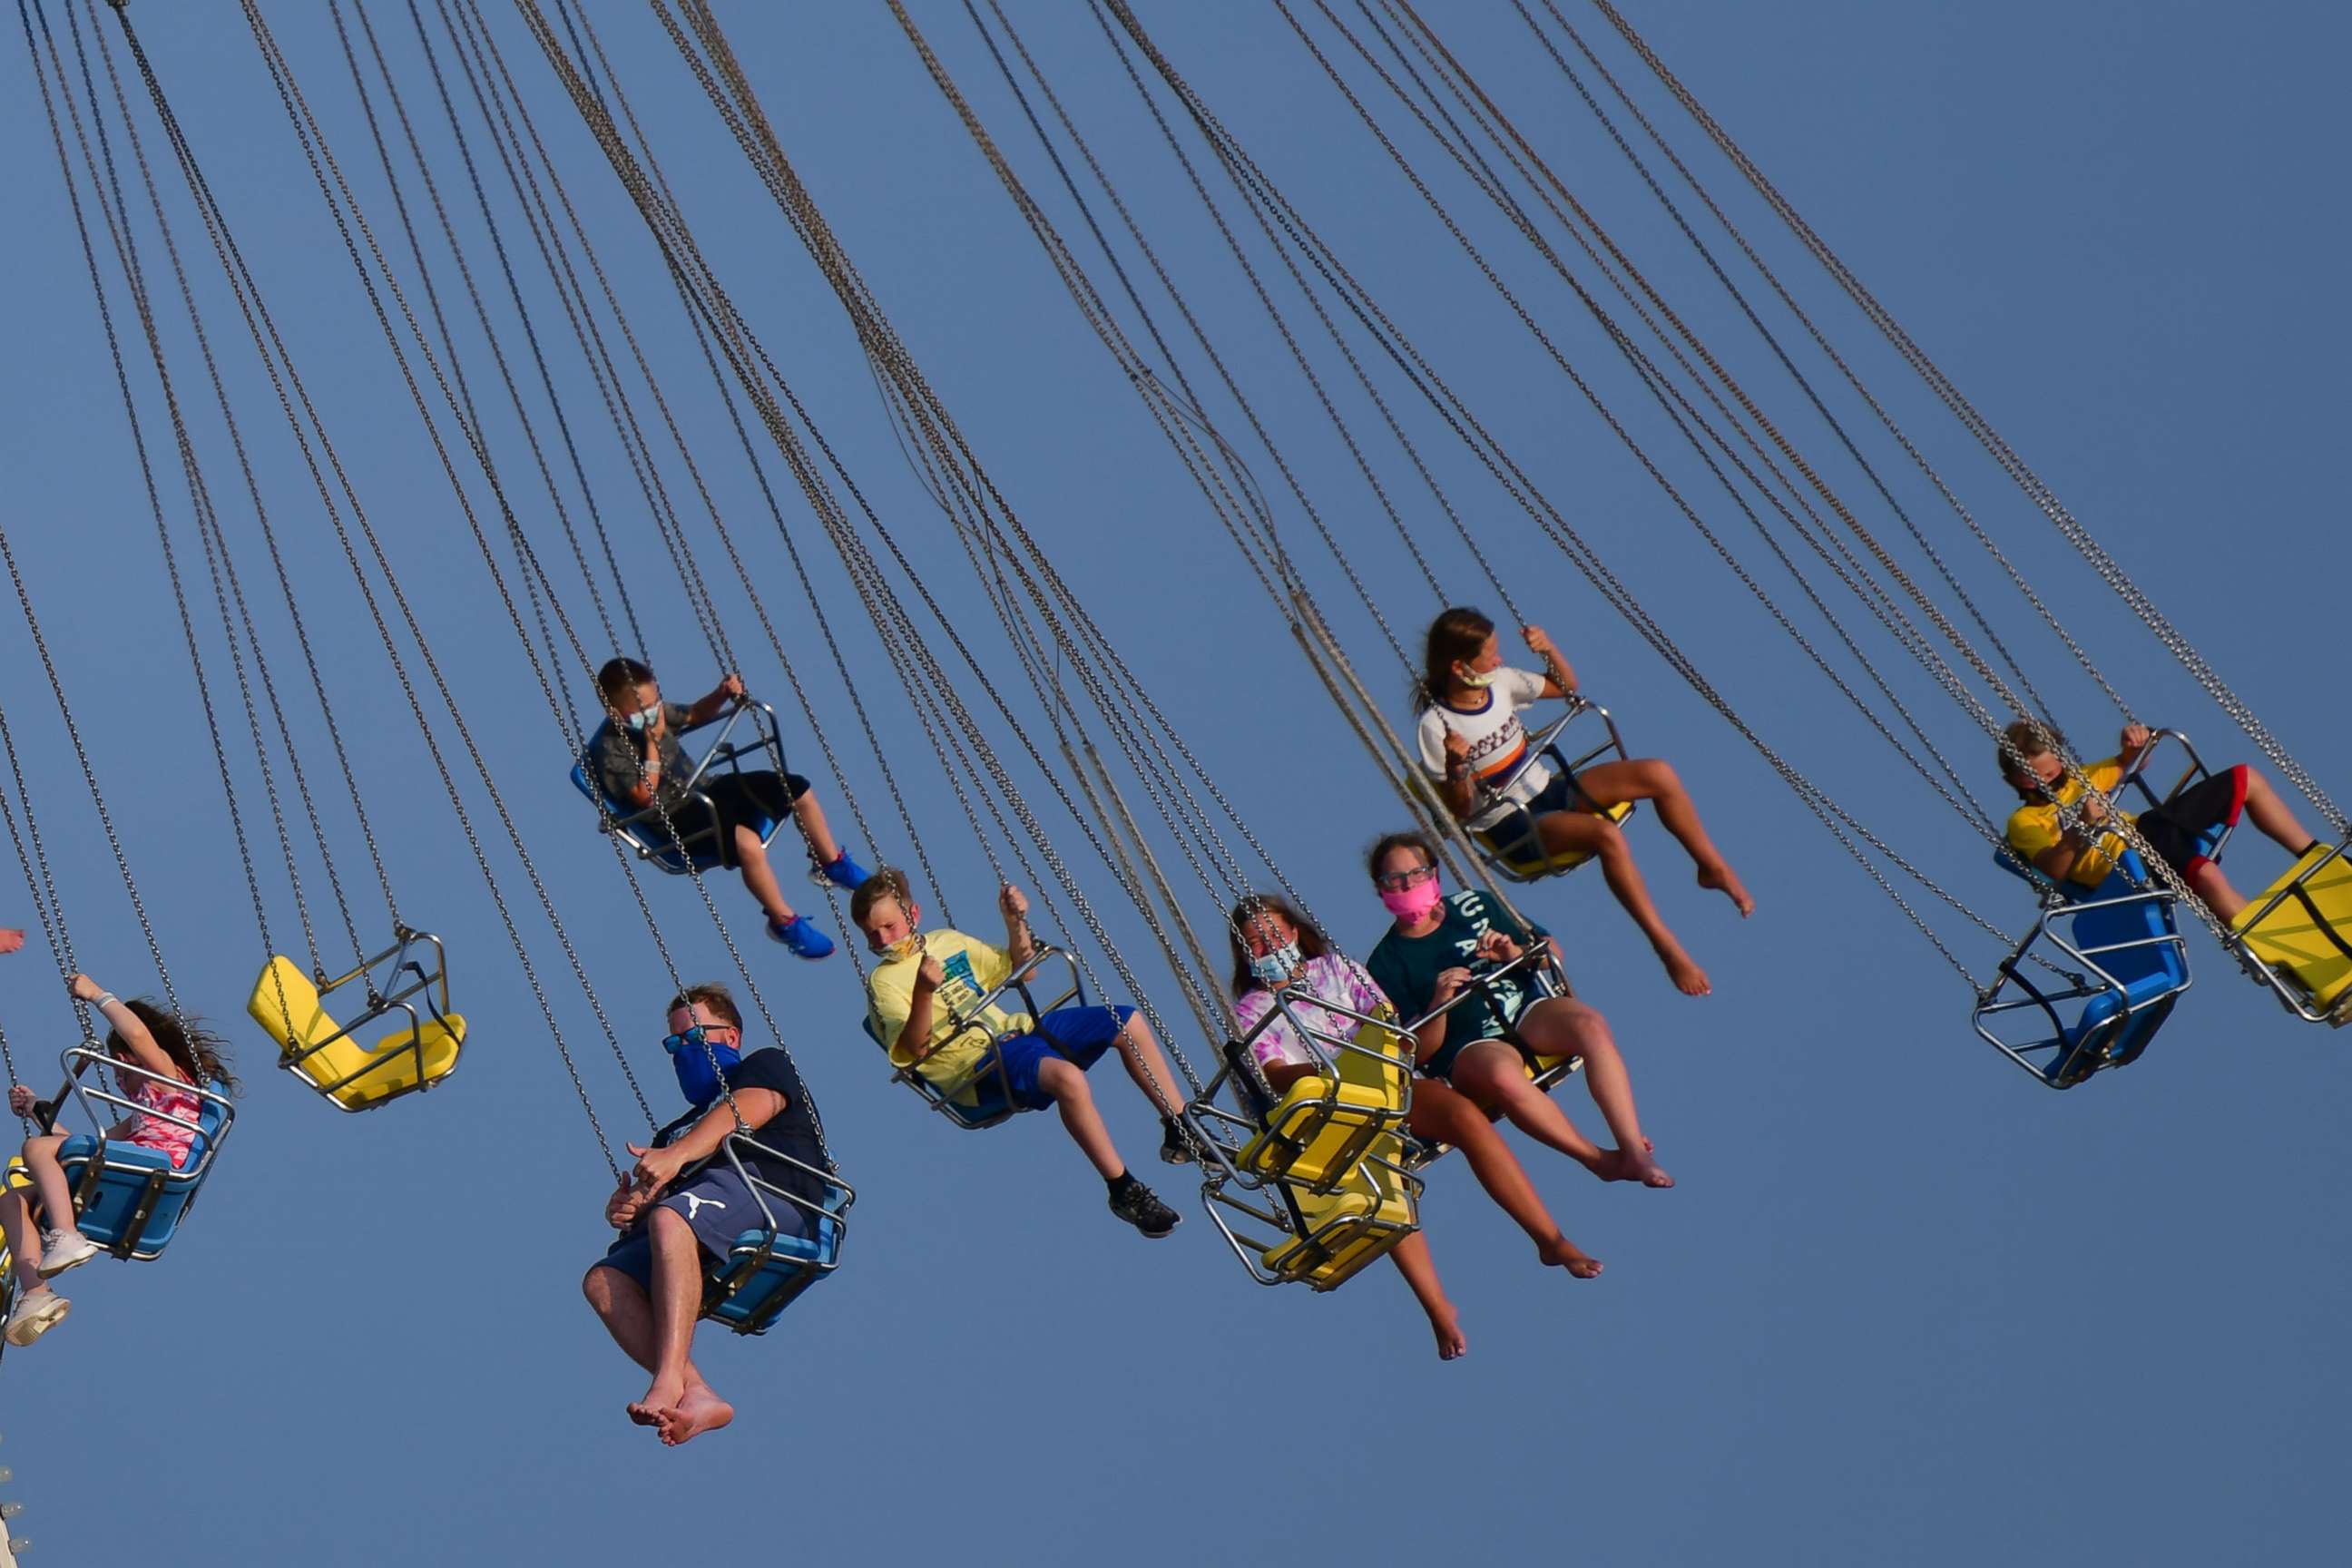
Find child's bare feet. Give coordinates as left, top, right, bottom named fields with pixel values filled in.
left=659, top=1386, right=736, bottom=1446
left=1538, top=1235, right=1604, bottom=1278
left=1426, top=1298, right=1468, bottom=1361
left=1599, top=1146, right=1675, bottom=1188
left=1659, top=944, right=1712, bottom=995
left=1698, top=863, right=1754, bottom=916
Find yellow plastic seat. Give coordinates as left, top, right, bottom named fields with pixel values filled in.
left=1235, top=1017, right=1413, bottom=1192
left=1259, top=1134, right=1420, bottom=1291
left=247, top=956, right=466, bottom=1111
left=1487, top=798, right=1636, bottom=877
left=2231, top=845, right=2352, bottom=1021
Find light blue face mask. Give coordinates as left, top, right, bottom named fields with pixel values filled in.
left=1247, top=940, right=1303, bottom=987
left=622, top=703, right=661, bottom=734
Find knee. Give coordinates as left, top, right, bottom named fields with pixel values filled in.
left=1588, top=818, right=1628, bottom=857
left=1638, top=758, right=1681, bottom=793
left=1119, top=1013, right=1154, bottom=1049
left=735, top=828, right=768, bottom=860
left=1037, top=1058, right=1086, bottom=1103
left=583, top=1265, right=615, bottom=1308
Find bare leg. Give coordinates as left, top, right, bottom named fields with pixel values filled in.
left=1106, top=1013, right=1183, bottom=1119
left=1514, top=1000, right=1671, bottom=1188
left=1535, top=812, right=1710, bottom=995
left=734, top=828, right=799, bottom=924
left=0, top=1188, right=45, bottom=1289
left=22, top=1135, right=82, bottom=1241
left=1036, top=1056, right=1124, bottom=1180
left=789, top=789, right=843, bottom=867
left=2241, top=769, right=2317, bottom=858
left=2190, top=862, right=2249, bottom=925
left=1577, top=757, right=1753, bottom=915
left=584, top=1263, right=661, bottom=1377
left=643, top=1208, right=732, bottom=1446
left=1446, top=1042, right=1606, bottom=1174
left=1409, top=1081, right=1602, bottom=1277
left=1387, top=1231, right=1466, bottom=1360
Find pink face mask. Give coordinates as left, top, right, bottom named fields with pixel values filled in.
left=1380, top=878, right=1443, bottom=922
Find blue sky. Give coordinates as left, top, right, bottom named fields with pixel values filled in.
left=1, top=3, right=2346, bottom=1563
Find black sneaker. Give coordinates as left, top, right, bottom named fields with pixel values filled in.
left=1108, top=1179, right=1181, bottom=1240
left=1158, top=1117, right=1197, bottom=1167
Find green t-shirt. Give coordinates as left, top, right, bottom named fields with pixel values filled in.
left=1366, top=889, right=1550, bottom=1052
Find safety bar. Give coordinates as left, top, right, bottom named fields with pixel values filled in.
left=699, top=1132, right=856, bottom=1334
left=593, top=699, right=790, bottom=870
left=49, top=1044, right=236, bottom=1256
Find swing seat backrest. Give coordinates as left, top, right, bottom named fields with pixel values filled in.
left=55, top=1090, right=230, bottom=1261
left=862, top=1015, right=1017, bottom=1129
left=247, top=956, right=465, bottom=1112
left=2057, top=883, right=2189, bottom=1079
left=2231, top=843, right=2352, bottom=1022
left=1259, top=1138, right=1420, bottom=1291
left=573, top=723, right=783, bottom=876
left=1235, top=1017, right=1414, bottom=1194
left=703, top=1182, right=851, bottom=1335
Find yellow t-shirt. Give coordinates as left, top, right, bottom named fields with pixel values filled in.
left=864, top=929, right=1032, bottom=1101
left=2004, top=754, right=2134, bottom=887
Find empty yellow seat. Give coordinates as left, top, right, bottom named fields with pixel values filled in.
left=2231, top=845, right=2352, bottom=1021
left=1260, top=1134, right=1420, bottom=1291
left=248, top=956, right=465, bottom=1111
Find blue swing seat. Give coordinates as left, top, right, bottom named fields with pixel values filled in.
left=55, top=1085, right=233, bottom=1261
left=702, top=1181, right=852, bottom=1336
left=861, top=1015, right=1018, bottom=1129
left=572, top=706, right=785, bottom=876
left=1978, top=848, right=2190, bottom=1088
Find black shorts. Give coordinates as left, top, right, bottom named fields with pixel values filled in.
left=668, top=770, right=809, bottom=868
left=2134, top=765, right=2248, bottom=879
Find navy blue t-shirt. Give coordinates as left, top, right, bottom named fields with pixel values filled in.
left=1366, top=890, right=1551, bottom=1052
left=654, top=1046, right=828, bottom=1212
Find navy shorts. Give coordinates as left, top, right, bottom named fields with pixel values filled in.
left=999, top=1004, right=1136, bottom=1111
left=594, top=1165, right=803, bottom=1291
left=2135, top=765, right=2249, bottom=879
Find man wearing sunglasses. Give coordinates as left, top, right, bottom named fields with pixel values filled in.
left=583, top=983, right=828, bottom=1446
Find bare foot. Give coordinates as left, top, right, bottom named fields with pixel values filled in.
left=1598, top=1146, right=1675, bottom=1188
left=1426, top=1299, right=1468, bottom=1361
left=1538, top=1235, right=1604, bottom=1278
left=659, top=1386, right=736, bottom=1446
left=1698, top=863, right=1754, bottom=916
left=1659, top=946, right=1711, bottom=995
left=628, top=1374, right=687, bottom=1431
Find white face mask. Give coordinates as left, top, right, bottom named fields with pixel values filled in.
left=1455, top=664, right=1499, bottom=690
left=1247, top=940, right=1303, bottom=987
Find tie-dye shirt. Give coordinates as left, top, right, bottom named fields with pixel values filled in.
left=1232, top=955, right=1393, bottom=1070
left=122, top=1073, right=202, bottom=1170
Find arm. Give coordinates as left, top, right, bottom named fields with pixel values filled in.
left=2117, top=723, right=2152, bottom=771
left=1523, top=625, right=1576, bottom=698
left=684, top=671, right=747, bottom=728
left=2028, top=786, right=2122, bottom=885
left=892, top=956, right=946, bottom=1063
left=1410, top=968, right=1473, bottom=1065
left=1438, top=730, right=1479, bottom=819
left=629, top=1085, right=786, bottom=1195
left=999, top=885, right=1037, bottom=971
left=620, top=728, right=662, bottom=809
left=69, top=973, right=186, bottom=1083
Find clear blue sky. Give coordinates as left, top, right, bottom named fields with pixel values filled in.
left=2, top=4, right=2346, bottom=1563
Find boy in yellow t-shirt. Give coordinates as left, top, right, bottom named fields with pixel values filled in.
left=851, top=870, right=1190, bottom=1239
left=1999, top=719, right=2318, bottom=921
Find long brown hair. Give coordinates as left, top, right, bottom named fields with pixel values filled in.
left=1418, top=606, right=1494, bottom=709
left=1226, top=893, right=1328, bottom=998
left=115, top=1000, right=239, bottom=1095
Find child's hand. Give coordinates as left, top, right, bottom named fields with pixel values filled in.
left=2120, top=723, right=2152, bottom=757
left=1475, top=929, right=1522, bottom=964
left=0, top=928, right=25, bottom=956
left=1522, top=625, right=1557, bottom=661
left=915, top=954, right=946, bottom=992
left=998, top=884, right=1030, bottom=924
left=1431, top=966, right=1474, bottom=1004
left=718, top=672, right=747, bottom=701
left=7, top=1085, right=34, bottom=1117
left=1442, top=730, right=1471, bottom=763
left=67, top=972, right=102, bottom=1004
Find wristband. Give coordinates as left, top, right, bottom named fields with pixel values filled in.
left=92, top=991, right=119, bottom=1010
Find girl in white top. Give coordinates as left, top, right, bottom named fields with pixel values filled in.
left=1416, top=606, right=1752, bottom=996
left=1229, top=895, right=1602, bottom=1364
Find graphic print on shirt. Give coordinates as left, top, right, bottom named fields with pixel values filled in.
left=935, top=948, right=986, bottom=1022
left=1449, top=897, right=1530, bottom=1025
left=1451, top=708, right=1526, bottom=782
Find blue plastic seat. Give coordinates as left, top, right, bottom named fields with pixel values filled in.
left=860, top=1016, right=1017, bottom=1129
left=54, top=1088, right=231, bottom=1261
left=573, top=717, right=783, bottom=876
left=1977, top=849, right=2190, bottom=1087
left=701, top=1182, right=850, bottom=1335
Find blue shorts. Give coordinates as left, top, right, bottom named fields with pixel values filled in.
left=594, top=1165, right=802, bottom=1292
left=1000, top=1004, right=1136, bottom=1111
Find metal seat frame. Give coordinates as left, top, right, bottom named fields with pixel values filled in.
left=694, top=1129, right=856, bottom=1336
left=579, top=698, right=792, bottom=876
left=43, top=1043, right=236, bottom=1261
left=266, top=926, right=461, bottom=1111
left=1442, top=699, right=1635, bottom=884
left=873, top=945, right=1084, bottom=1131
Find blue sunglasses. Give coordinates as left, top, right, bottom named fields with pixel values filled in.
left=661, top=1023, right=739, bottom=1054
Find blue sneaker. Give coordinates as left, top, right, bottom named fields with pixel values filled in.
left=821, top=849, right=871, bottom=891
left=768, top=915, right=835, bottom=960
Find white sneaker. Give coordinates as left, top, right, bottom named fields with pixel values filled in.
left=37, top=1229, right=102, bottom=1279
left=4, top=1286, right=70, bottom=1347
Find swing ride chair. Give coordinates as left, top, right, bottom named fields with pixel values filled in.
left=247, top=927, right=466, bottom=1112
left=1193, top=1134, right=1424, bottom=1294
left=41, top=1044, right=235, bottom=1263
left=863, top=946, right=1083, bottom=1131
left=697, top=1132, right=856, bottom=1337
left=1180, top=987, right=1417, bottom=1198
left=1444, top=700, right=1637, bottom=883
left=1396, top=945, right=1585, bottom=1168
left=570, top=698, right=791, bottom=876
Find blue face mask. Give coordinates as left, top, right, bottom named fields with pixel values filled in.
left=664, top=1024, right=741, bottom=1105
left=1247, top=940, right=1303, bottom=987
left=623, top=703, right=661, bottom=734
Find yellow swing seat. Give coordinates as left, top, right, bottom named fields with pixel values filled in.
left=2230, top=844, right=2352, bottom=1023
left=1258, top=1135, right=1422, bottom=1291
left=1233, top=1015, right=1415, bottom=1193
left=248, top=956, right=466, bottom=1111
